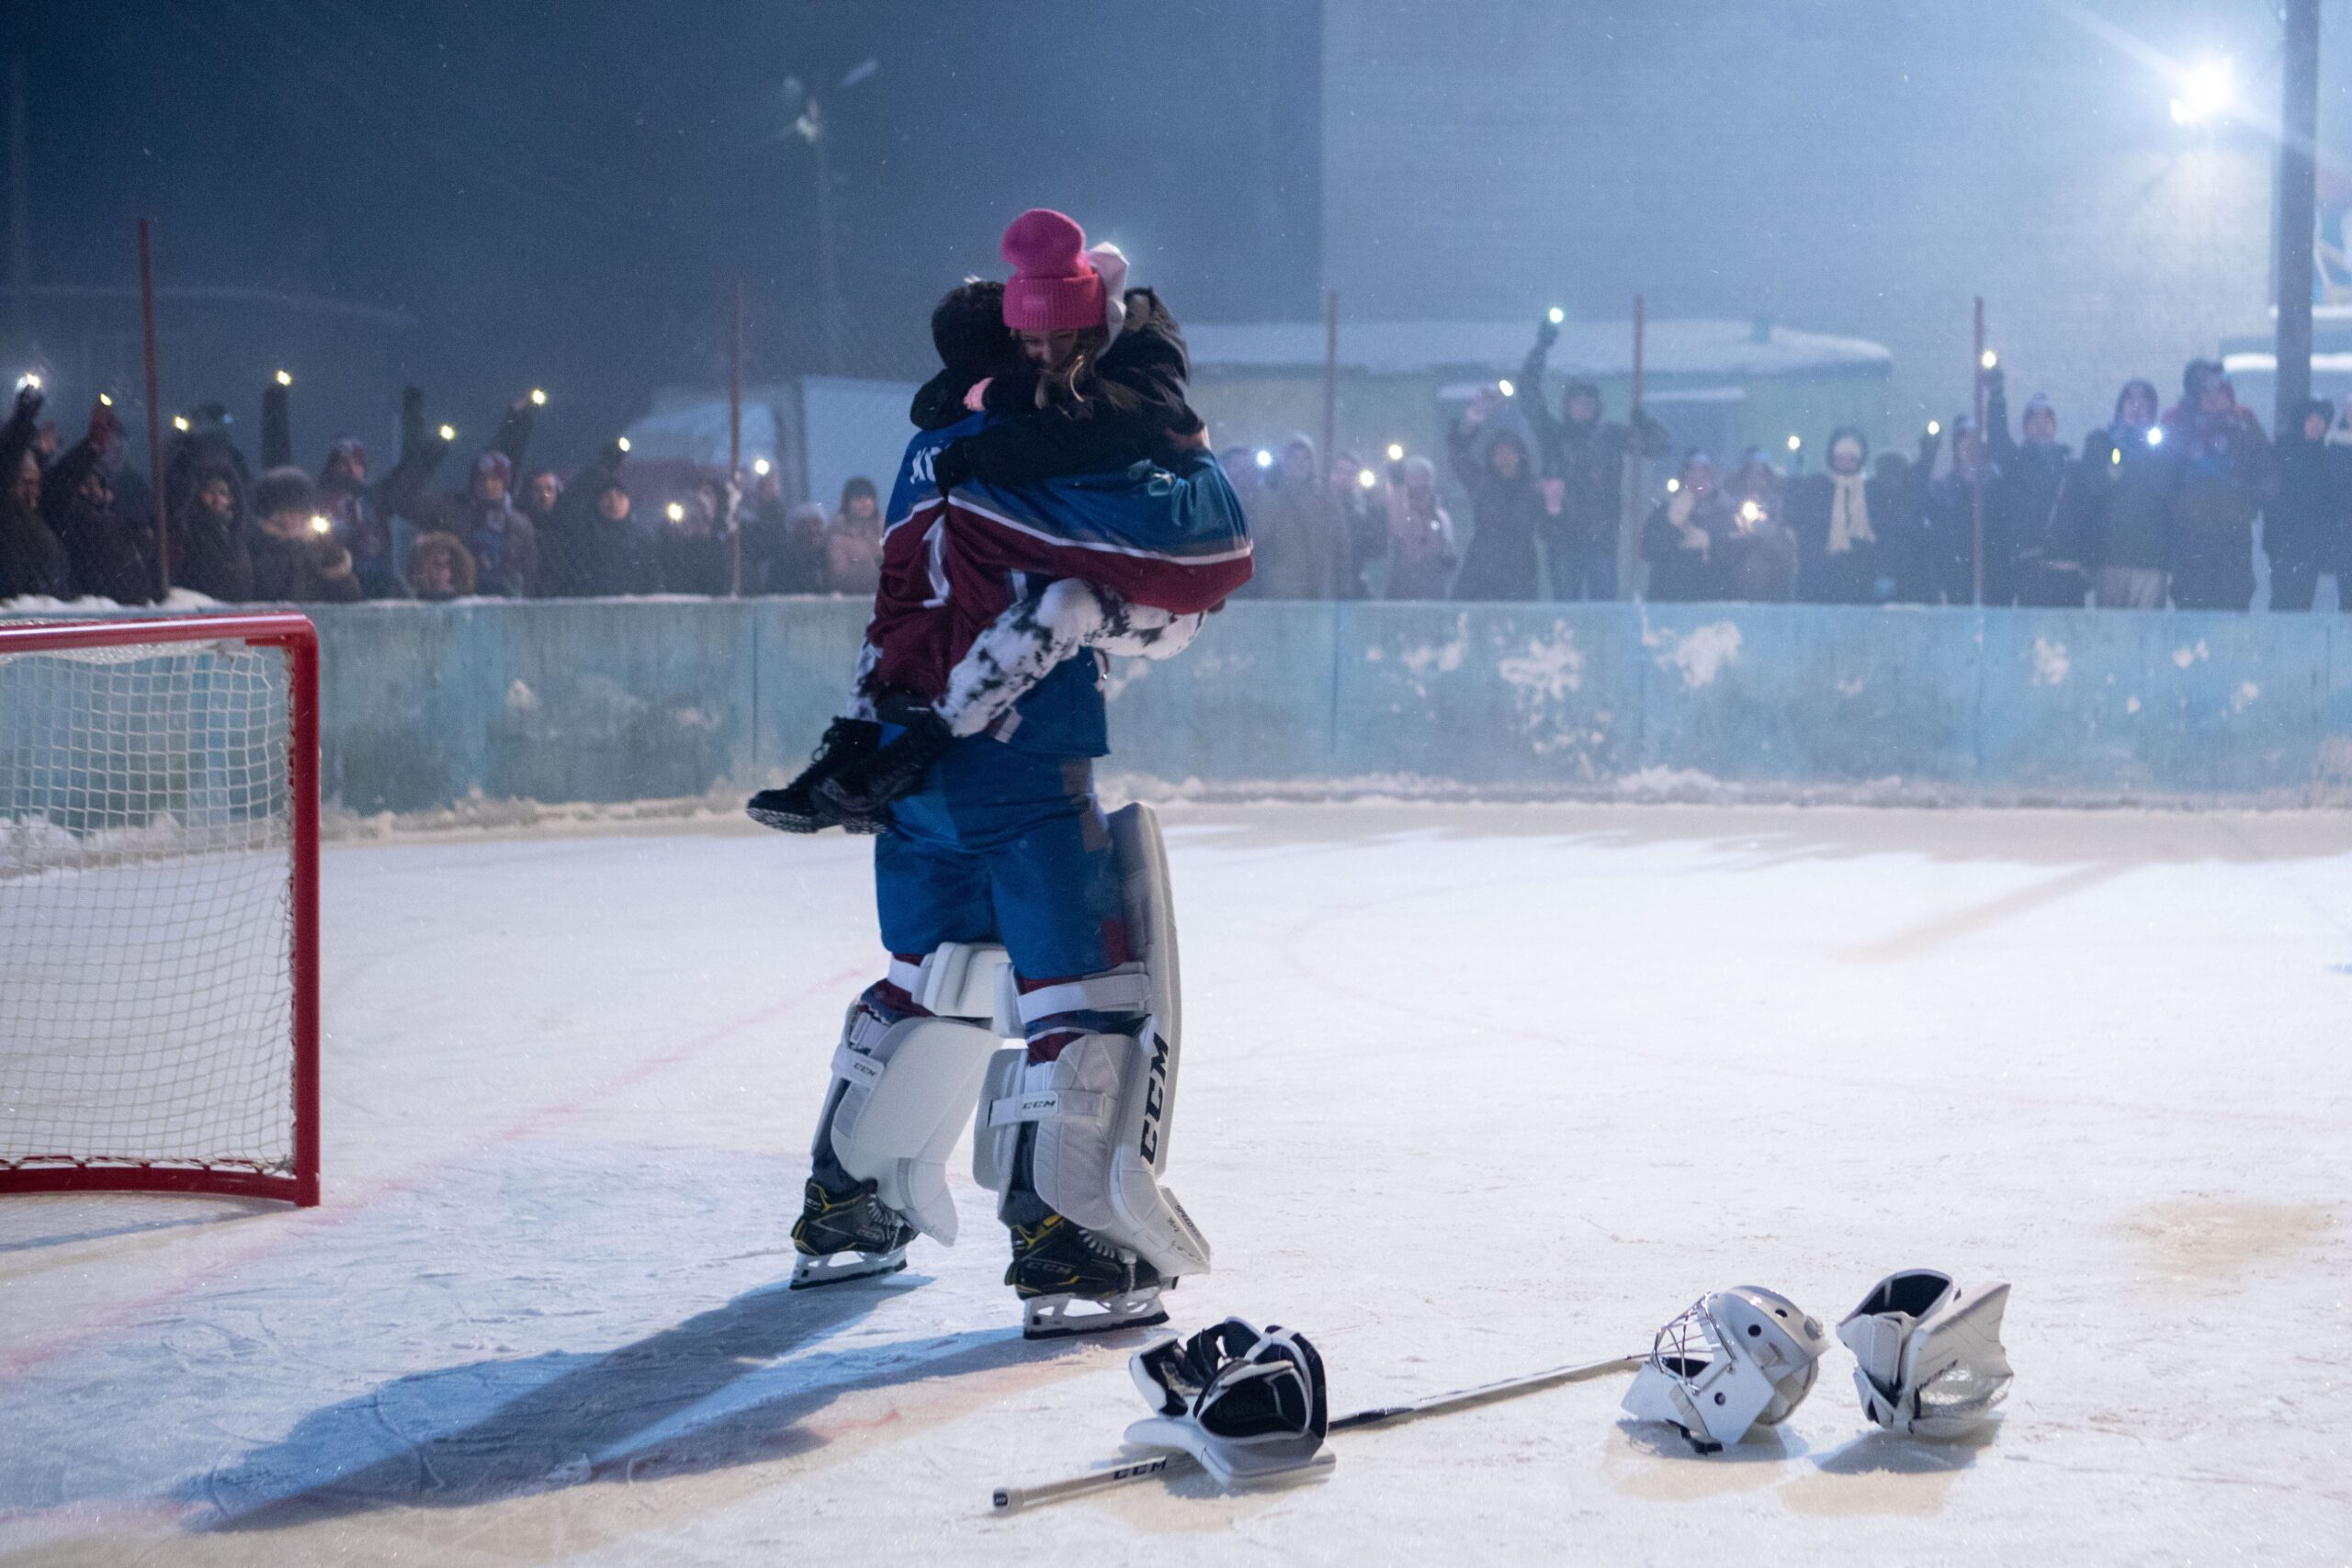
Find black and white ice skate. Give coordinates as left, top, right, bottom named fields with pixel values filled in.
left=748, top=718, right=890, bottom=835
left=1005, top=1213, right=1171, bottom=1339
left=815, top=710, right=953, bottom=819
left=789, top=1174, right=916, bottom=1290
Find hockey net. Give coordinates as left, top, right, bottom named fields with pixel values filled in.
left=0, top=615, right=320, bottom=1205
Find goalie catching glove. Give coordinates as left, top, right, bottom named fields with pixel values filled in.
left=1125, top=1318, right=1330, bottom=1485
left=1838, top=1269, right=2013, bottom=1439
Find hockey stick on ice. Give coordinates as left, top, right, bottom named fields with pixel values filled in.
left=989, top=1351, right=1645, bottom=1513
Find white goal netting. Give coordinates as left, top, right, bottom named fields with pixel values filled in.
left=1, top=635, right=302, bottom=1180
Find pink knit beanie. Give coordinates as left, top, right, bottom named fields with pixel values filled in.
left=1000, top=209, right=1105, bottom=333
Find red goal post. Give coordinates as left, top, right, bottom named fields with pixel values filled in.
left=0, top=614, right=320, bottom=1206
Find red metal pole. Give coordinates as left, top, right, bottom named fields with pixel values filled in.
left=285, top=618, right=322, bottom=1207
left=729, top=277, right=744, bottom=597
left=1971, top=295, right=1986, bottom=606
left=138, top=217, right=169, bottom=600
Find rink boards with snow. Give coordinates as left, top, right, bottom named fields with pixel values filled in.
left=4, top=803, right=2347, bottom=1565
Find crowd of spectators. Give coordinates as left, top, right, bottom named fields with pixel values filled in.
left=0, top=375, right=888, bottom=606
left=7, top=326, right=2349, bottom=615
left=1227, top=323, right=2352, bottom=614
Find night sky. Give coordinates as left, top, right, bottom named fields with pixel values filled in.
left=17, top=1, right=1321, bottom=461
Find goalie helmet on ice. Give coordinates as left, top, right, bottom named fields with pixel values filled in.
left=1621, top=1285, right=1829, bottom=1451
left=1837, top=1269, right=2013, bottom=1438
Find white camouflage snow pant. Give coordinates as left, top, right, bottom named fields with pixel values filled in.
left=940, top=580, right=1204, bottom=739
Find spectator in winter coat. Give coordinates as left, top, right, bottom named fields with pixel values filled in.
left=2079, top=379, right=2172, bottom=608
left=44, top=400, right=153, bottom=604
left=1519, top=316, right=1667, bottom=600
left=1642, top=452, right=1735, bottom=602
left=2162, top=363, right=2272, bottom=610
left=656, top=488, right=729, bottom=594
left=827, top=476, right=883, bottom=596
left=1910, top=417, right=2001, bottom=604
left=404, top=530, right=476, bottom=601
left=531, top=442, right=647, bottom=597
left=313, top=436, right=405, bottom=598
left=247, top=467, right=361, bottom=603
left=0, top=384, right=72, bottom=600
left=2264, top=397, right=2345, bottom=611
left=764, top=502, right=831, bottom=593
left=1382, top=455, right=1457, bottom=600
left=161, top=402, right=252, bottom=546
left=383, top=395, right=539, bottom=597
left=1986, top=376, right=2086, bottom=606
left=1721, top=451, right=1797, bottom=601
left=1249, top=434, right=1345, bottom=599
left=169, top=465, right=255, bottom=603
left=1787, top=428, right=1893, bottom=604
left=1448, top=398, right=1544, bottom=602
left=1329, top=449, right=1383, bottom=599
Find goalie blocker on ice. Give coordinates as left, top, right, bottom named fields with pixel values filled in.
left=792, top=802, right=1209, bottom=1338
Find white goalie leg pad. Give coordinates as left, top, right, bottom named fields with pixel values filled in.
left=969, top=803, right=1210, bottom=1277
left=1838, top=1270, right=2014, bottom=1439
left=825, top=944, right=1011, bottom=1244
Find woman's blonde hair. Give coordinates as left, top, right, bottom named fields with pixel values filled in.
left=1035, top=326, right=1114, bottom=411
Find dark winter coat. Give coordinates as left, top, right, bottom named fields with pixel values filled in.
left=170, top=492, right=255, bottom=603
left=1641, top=495, right=1735, bottom=602
left=43, top=435, right=154, bottom=604
left=1910, top=463, right=2005, bottom=605
left=248, top=527, right=363, bottom=603
left=2263, top=426, right=2343, bottom=572
left=744, top=499, right=828, bottom=594
left=656, top=520, right=729, bottom=596
left=1787, top=464, right=1899, bottom=605
left=1720, top=507, right=1798, bottom=602
left=533, top=446, right=648, bottom=597
left=0, top=389, right=71, bottom=600
left=1518, top=334, right=1668, bottom=550
left=2162, top=400, right=2271, bottom=610
left=1448, top=422, right=1544, bottom=602
left=2077, top=423, right=2174, bottom=573
left=929, top=288, right=1205, bottom=491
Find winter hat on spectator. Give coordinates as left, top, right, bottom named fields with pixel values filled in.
left=322, top=434, right=368, bottom=485
left=474, top=450, right=513, bottom=486
left=2022, top=393, right=2055, bottom=423
left=252, top=465, right=316, bottom=521
left=1001, top=209, right=1127, bottom=338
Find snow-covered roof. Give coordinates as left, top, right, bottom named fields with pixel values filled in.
left=1182, top=318, right=1892, bottom=378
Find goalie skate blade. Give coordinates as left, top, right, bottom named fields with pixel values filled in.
left=1022, top=1288, right=1170, bottom=1341
left=789, top=1247, right=909, bottom=1290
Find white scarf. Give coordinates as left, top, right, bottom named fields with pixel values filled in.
left=1826, top=471, right=1874, bottom=555
left=1667, top=488, right=1709, bottom=551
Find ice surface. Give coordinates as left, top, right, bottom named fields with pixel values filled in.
left=4, top=803, right=2350, bottom=1564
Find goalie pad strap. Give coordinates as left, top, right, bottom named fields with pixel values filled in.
left=1015, top=968, right=1152, bottom=1026
left=986, top=1087, right=1112, bottom=1127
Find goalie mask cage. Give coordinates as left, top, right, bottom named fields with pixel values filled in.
left=0, top=614, right=320, bottom=1206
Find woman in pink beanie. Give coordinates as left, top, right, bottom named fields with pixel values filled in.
left=926, top=208, right=1207, bottom=496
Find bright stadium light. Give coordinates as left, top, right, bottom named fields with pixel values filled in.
left=2170, top=56, right=2236, bottom=126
